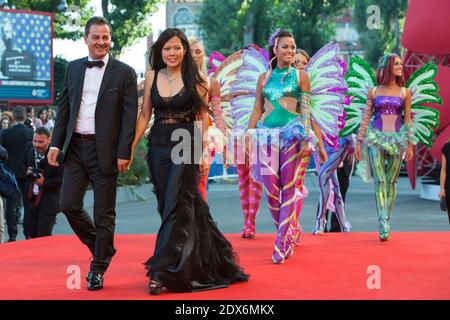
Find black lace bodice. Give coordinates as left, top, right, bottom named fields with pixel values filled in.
left=151, top=70, right=198, bottom=124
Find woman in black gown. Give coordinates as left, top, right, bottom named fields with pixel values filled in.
left=130, top=28, right=249, bottom=295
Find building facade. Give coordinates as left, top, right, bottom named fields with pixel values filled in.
left=166, top=0, right=203, bottom=38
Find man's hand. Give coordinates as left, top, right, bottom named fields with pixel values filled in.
left=117, top=159, right=130, bottom=173
left=48, top=148, right=60, bottom=167
left=35, top=174, right=44, bottom=186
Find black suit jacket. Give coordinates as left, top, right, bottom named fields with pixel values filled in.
left=51, top=55, right=138, bottom=175
left=0, top=123, right=33, bottom=178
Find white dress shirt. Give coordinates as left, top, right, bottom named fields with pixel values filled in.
left=75, top=53, right=109, bottom=134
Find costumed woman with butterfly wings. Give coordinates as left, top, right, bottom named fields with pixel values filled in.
left=209, top=47, right=264, bottom=239
left=244, top=30, right=329, bottom=264
left=229, top=31, right=347, bottom=262
left=345, top=53, right=441, bottom=241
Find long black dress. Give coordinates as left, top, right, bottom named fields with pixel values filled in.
left=144, top=70, right=249, bottom=292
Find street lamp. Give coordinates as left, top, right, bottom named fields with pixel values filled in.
left=346, top=41, right=357, bottom=64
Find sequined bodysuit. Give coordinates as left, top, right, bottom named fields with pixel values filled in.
left=250, top=66, right=313, bottom=264
left=262, top=67, right=300, bottom=128
left=371, top=95, right=404, bottom=132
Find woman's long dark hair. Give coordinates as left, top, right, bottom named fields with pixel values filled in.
left=268, top=30, right=295, bottom=70
left=149, top=28, right=208, bottom=112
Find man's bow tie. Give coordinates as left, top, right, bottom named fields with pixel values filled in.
left=84, top=60, right=105, bottom=68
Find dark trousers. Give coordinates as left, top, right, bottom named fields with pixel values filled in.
left=60, top=137, right=118, bottom=274
left=23, top=191, right=60, bottom=238
left=5, top=177, right=28, bottom=240
left=324, top=166, right=350, bottom=232
left=446, top=188, right=450, bottom=224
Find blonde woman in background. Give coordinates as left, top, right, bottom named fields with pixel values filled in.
left=189, top=37, right=227, bottom=201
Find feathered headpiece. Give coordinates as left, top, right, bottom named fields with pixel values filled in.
left=268, top=28, right=282, bottom=47
left=377, top=54, right=390, bottom=69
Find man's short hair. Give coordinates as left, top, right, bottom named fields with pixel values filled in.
left=84, top=16, right=112, bottom=37
left=12, top=106, right=26, bottom=122
left=34, top=126, right=50, bottom=138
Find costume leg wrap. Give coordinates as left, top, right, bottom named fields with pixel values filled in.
left=270, top=141, right=301, bottom=263
left=237, top=163, right=262, bottom=235
left=368, top=147, right=390, bottom=236
left=314, top=147, right=351, bottom=234
left=290, top=154, right=310, bottom=243
left=386, top=152, right=402, bottom=228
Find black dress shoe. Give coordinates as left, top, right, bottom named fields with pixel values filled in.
left=87, top=272, right=104, bottom=291
left=7, top=238, right=16, bottom=242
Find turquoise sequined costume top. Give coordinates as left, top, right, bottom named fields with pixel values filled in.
left=262, top=67, right=301, bottom=128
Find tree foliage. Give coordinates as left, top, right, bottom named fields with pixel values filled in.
left=198, top=0, right=349, bottom=56
left=353, top=0, right=408, bottom=68
left=53, top=55, right=69, bottom=103
left=6, top=0, right=94, bottom=40
left=7, top=0, right=162, bottom=56
left=197, top=0, right=243, bottom=56
left=101, top=0, right=161, bottom=56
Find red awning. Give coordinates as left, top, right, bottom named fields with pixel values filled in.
left=402, top=0, right=450, bottom=54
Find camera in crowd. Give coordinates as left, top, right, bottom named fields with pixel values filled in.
left=27, top=167, right=43, bottom=182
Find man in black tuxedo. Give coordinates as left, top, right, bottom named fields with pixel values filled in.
left=23, top=127, right=63, bottom=239
left=48, top=16, right=138, bottom=291
left=0, top=106, right=33, bottom=242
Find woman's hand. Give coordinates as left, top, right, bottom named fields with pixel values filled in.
left=199, top=148, right=211, bottom=177
left=199, top=163, right=209, bottom=177
left=223, top=146, right=231, bottom=170
left=439, top=189, right=446, bottom=199
left=318, top=146, right=328, bottom=164
left=405, top=144, right=414, bottom=162
left=355, top=142, right=361, bottom=161
left=127, top=144, right=136, bottom=170
left=242, top=132, right=253, bottom=168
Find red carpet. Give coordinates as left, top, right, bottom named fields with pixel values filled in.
left=0, top=232, right=449, bottom=300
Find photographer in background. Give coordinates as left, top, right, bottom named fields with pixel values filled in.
left=23, top=127, right=63, bottom=238
left=0, top=106, right=33, bottom=242
left=0, top=144, right=9, bottom=243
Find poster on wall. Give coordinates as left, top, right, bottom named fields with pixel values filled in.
left=0, top=9, right=53, bottom=104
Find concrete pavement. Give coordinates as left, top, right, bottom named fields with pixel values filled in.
left=44, top=175, right=450, bottom=237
